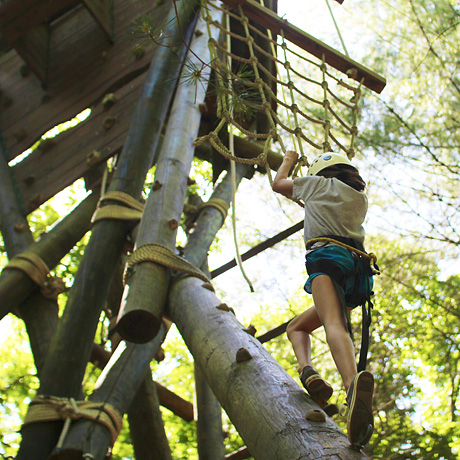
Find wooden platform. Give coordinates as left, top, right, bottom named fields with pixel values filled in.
left=0, top=0, right=162, bottom=212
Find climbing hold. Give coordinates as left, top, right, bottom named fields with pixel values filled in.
left=103, top=116, right=117, bottom=130
left=216, top=303, right=235, bottom=314
left=168, top=219, right=179, bottom=230
left=242, top=324, right=257, bottom=336
left=305, top=409, right=326, bottom=422
left=194, top=29, right=204, bottom=37
left=152, top=181, right=163, bottom=191
left=102, top=93, right=117, bottom=109
left=236, top=347, right=252, bottom=363
left=86, top=150, right=101, bottom=166
left=202, top=282, right=215, bottom=292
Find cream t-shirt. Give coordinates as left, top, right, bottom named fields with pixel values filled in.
left=292, top=175, right=368, bottom=249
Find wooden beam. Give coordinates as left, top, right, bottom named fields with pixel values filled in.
left=211, top=220, right=303, bottom=278
left=220, top=0, right=386, bottom=93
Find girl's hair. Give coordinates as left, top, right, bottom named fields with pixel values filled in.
left=317, top=164, right=366, bottom=191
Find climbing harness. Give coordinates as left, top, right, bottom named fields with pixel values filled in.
left=306, top=236, right=379, bottom=371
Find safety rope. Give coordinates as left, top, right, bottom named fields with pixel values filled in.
left=124, top=243, right=211, bottom=285
left=23, top=395, right=123, bottom=447
left=91, top=191, right=144, bottom=223
left=3, top=252, right=65, bottom=300
left=306, top=237, right=380, bottom=274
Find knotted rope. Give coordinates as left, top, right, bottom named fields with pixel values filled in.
left=91, top=191, right=144, bottom=223
left=23, top=395, right=123, bottom=447
left=199, top=197, right=229, bottom=221
left=124, top=243, right=211, bottom=285
left=3, top=252, right=65, bottom=300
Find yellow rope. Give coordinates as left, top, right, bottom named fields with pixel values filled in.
left=3, top=252, right=65, bottom=300
left=199, top=198, right=229, bottom=221
left=92, top=191, right=144, bottom=223
left=306, top=237, right=380, bottom=274
left=125, top=243, right=211, bottom=284
left=23, top=395, right=123, bottom=446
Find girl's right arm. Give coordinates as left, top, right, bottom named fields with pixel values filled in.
left=272, top=150, right=299, bottom=197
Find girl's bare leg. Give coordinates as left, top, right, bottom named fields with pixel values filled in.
left=286, top=306, right=322, bottom=374
left=311, top=275, right=357, bottom=392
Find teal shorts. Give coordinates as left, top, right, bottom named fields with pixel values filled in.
left=304, top=245, right=374, bottom=309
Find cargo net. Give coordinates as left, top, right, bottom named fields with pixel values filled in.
left=194, top=0, right=364, bottom=180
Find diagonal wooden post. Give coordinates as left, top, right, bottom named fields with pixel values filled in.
left=167, top=276, right=368, bottom=460
left=0, top=132, right=61, bottom=376
left=115, top=2, right=224, bottom=343
left=0, top=190, right=100, bottom=320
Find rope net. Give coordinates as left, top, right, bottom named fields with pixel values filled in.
left=195, top=0, right=364, bottom=179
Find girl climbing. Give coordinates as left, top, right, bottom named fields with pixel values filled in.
left=272, top=150, right=375, bottom=449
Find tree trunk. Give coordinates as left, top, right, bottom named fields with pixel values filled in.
left=167, top=276, right=367, bottom=460
left=16, top=1, right=200, bottom=458
left=116, top=3, right=223, bottom=343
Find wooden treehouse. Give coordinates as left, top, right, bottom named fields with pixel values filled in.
left=0, top=0, right=385, bottom=458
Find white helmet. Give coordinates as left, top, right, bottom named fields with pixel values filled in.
left=307, top=152, right=354, bottom=176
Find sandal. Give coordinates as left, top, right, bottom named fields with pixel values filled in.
left=299, top=366, right=333, bottom=403
left=345, top=370, right=374, bottom=449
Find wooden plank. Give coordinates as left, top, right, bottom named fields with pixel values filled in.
left=220, top=0, right=386, bottom=93
left=12, top=70, right=146, bottom=214
left=0, top=0, right=78, bottom=43
left=12, top=23, right=50, bottom=84
left=0, top=0, right=159, bottom=160
left=83, top=0, right=114, bottom=40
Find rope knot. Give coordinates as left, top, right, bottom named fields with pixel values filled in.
left=57, top=398, right=80, bottom=420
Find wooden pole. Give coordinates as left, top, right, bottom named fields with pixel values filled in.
left=89, top=344, right=195, bottom=421
left=195, top=362, right=226, bottom=460
left=49, top=326, right=167, bottom=460
left=116, top=3, right=224, bottom=343
left=0, top=132, right=60, bottom=377
left=0, top=190, right=100, bottom=319
left=167, top=276, right=367, bottom=460
left=16, top=1, right=200, bottom=457
left=185, top=163, right=253, bottom=270
left=128, top=378, right=173, bottom=460
left=0, top=136, right=33, bottom=256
